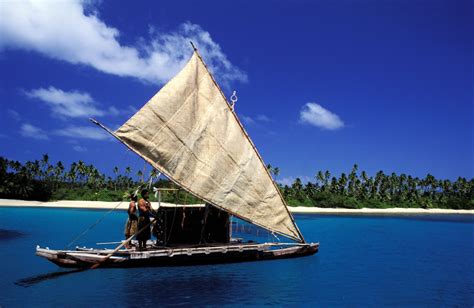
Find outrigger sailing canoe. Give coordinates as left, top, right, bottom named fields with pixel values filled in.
left=36, top=44, right=319, bottom=268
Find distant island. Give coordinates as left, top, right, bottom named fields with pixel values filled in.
left=1, top=155, right=472, bottom=210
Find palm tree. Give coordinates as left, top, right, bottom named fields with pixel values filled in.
left=28, top=160, right=41, bottom=180
left=388, top=172, right=398, bottom=200
left=9, top=160, right=22, bottom=173
left=316, top=171, right=324, bottom=187
left=266, top=164, right=274, bottom=178
left=348, top=164, right=359, bottom=197
left=76, top=160, right=87, bottom=184
left=46, top=164, right=54, bottom=182
left=441, top=179, right=452, bottom=197
left=323, top=170, right=331, bottom=192
left=67, top=162, right=78, bottom=185
left=329, top=177, right=338, bottom=194
left=273, top=167, right=280, bottom=181
left=40, top=154, right=49, bottom=180
left=125, top=166, right=132, bottom=189
left=113, top=166, right=119, bottom=191
left=53, top=161, right=64, bottom=189
left=350, top=164, right=358, bottom=175
left=338, top=173, right=347, bottom=195
left=137, top=170, right=144, bottom=183
left=361, top=170, right=368, bottom=183
left=150, top=168, right=159, bottom=179
left=379, top=174, right=391, bottom=201
left=428, top=174, right=438, bottom=199
left=97, top=174, right=106, bottom=190
left=368, top=177, right=378, bottom=199
left=396, top=173, right=407, bottom=201
left=304, top=182, right=317, bottom=199
left=455, top=177, right=469, bottom=198
left=292, top=178, right=305, bottom=202
left=86, top=164, right=98, bottom=188
left=292, top=178, right=303, bottom=192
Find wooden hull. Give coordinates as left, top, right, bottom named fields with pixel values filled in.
left=36, top=242, right=319, bottom=268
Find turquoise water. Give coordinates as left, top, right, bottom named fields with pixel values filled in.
left=0, top=207, right=473, bottom=306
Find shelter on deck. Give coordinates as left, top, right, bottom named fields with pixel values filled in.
left=154, top=203, right=230, bottom=246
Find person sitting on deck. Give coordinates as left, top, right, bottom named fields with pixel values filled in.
left=124, top=192, right=138, bottom=249
left=137, top=189, right=155, bottom=250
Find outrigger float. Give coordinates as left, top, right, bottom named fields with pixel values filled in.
left=36, top=43, right=319, bottom=268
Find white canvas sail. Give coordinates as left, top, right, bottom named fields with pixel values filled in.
left=112, top=51, right=303, bottom=242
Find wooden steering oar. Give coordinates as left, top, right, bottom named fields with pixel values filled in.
left=16, top=216, right=158, bottom=286
left=90, top=217, right=157, bottom=269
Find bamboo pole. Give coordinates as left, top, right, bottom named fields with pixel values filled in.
left=90, top=217, right=157, bottom=269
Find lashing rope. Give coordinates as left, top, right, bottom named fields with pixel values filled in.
left=230, top=91, right=238, bottom=110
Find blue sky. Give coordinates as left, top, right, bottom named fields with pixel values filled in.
left=0, top=0, right=472, bottom=184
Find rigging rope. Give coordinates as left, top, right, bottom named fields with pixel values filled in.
left=181, top=193, right=188, bottom=229
left=199, top=204, right=210, bottom=244
left=271, top=231, right=281, bottom=242
left=65, top=201, right=124, bottom=249
left=165, top=189, right=180, bottom=244
left=65, top=175, right=152, bottom=249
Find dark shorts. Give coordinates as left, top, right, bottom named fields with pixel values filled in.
left=136, top=215, right=151, bottom=241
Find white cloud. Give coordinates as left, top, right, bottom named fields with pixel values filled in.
left=240, top=115, right=255, bottom=125
left=127, top=105, right=138, bottom=113
left=73, top=145, right=87, bottom=152
left=300, top=103, right=344, bottom=130
left=25, top=87, right=105, bottom=118
left=20, top=122, right=109, bottom=141
left=20, top=123, right=49, bottom=140
left=0, top=1, right=246, bottom=85
left=256, top=114, right=271, bottom=122
left=278, top=177, right=293, bottom=187
left=108, top=106, right=120, bottom=116
left=7, top=109, right=20, bottom=121
left=240, top=114, right=271, bottom=125
left=277, top=176, right=313, bottom=187
left=54, top=126, right=111, bottom=140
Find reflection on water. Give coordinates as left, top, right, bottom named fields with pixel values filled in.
left=0, top=229, right=24, bottom=240
left=15, top=269, right=87, bottom=287
left=121, top=267, right=250, bottom=305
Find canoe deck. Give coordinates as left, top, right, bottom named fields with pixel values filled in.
left=36, top=242, right=319, bottom=268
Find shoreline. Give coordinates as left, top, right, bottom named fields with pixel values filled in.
left=0, top=199, right=472, bottom=215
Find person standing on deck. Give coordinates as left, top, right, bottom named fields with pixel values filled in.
left=124, top=192, right=138, bottom=249
left=137, top=189, right=155, bottom=250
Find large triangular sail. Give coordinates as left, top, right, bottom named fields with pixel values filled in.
left=109, top=50, right=304, bottom=242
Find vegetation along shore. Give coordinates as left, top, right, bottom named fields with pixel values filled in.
left=1, top=155, right=472, bottom=210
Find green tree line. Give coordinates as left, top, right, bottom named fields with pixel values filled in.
left=0, top=155, right=472, bottom=209
left=266, top=164, right=473, bottom=210
left=0, top=155, right=198, bottom=203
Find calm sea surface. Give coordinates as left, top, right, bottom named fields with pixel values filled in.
left=0, top=207, right=473, bottom=306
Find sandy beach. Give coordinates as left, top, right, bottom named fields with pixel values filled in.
left=0, top=199, right=472, bottom=215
